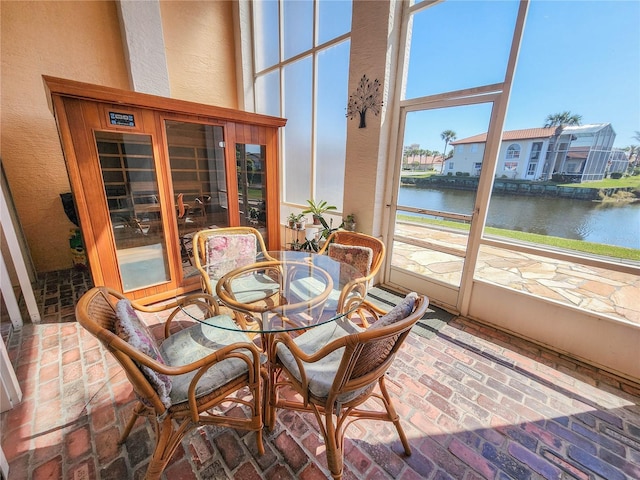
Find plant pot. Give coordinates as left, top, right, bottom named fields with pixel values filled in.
left=312, top=215, right=321, bottom=225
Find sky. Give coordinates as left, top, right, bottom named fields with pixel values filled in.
left=402, top=0, right=640, bottom=151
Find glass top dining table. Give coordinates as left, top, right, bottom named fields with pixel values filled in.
left=183, top=250, right=365, bottom=334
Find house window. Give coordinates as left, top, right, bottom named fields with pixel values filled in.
left=252, top=0, right=352, bottom=209
left=530, top=142, right=542, bottom=160
left=448, top=162, right=454, bottom=170
left=471, top=143, right=478, bottom=153
left=457, top=145, right=465, bottom=153
left=506, top=144, right=520, bottom=159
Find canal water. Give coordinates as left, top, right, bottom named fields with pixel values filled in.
left=398, top=186, right=640, bottom=250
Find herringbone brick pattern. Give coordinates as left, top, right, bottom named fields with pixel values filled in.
left=1, top=270, right=639, bottom=479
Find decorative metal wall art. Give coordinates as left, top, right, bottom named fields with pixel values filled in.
left=346, top=75, right=383, bottom=128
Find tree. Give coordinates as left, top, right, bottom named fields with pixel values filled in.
left=633, top=131, right=640, bottom=143
left=403, top=145, right=421, bottom=169
left=625, top=145, right=639, bottom=168
left=543, top=111, right=582, bottom=128
left=440, top=130, right=457, bottom=172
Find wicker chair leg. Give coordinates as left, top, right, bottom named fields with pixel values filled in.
left=119, top=401, right=145, bottom=444
left=379, top=377, right=411, bottom=456
left=324, top=413, right=344, bottom=480
left=144, top=415, right=186, bottom=480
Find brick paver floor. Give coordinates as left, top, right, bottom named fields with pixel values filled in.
left=1, top=269, right=639, bottom=479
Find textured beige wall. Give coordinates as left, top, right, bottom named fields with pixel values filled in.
left=160, top=0, right=238, bottom=108
left=1, top=1, right=129, bottom=273
left=1, top=0, right=237, bottom=274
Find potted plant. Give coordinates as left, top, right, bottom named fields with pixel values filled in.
left=289, top=239, right=302, bottom=251
left=343, top=213, right=356, bottom=231
left=300, top=237, right=320, bottom=252
left=302, top=199, right=337, bottom=225
left=287, top=213, right=305, bottom=229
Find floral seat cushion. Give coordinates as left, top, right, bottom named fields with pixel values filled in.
left=114, top=299, right=172, bottom=409
left=159, top=314, right=264, bottom=405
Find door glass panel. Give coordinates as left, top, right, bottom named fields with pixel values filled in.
left=165, top=121, right=229, bottom=273
left=236, top=144, right=268, bottom=242
left=405, top=0, right=518, bottom=99
left=391, top=103, right=492, bottom=296
left=96, top=131, right=170, bottom=292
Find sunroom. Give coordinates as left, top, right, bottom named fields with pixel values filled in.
left=1, top=1, right=639, bottom=479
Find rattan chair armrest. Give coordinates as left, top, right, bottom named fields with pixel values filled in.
left=163, top=294, right=220, bottom=339
left=185, top=342, right=263, bottom=415
left=124, top=338, right=262, bottom=377
left=270, top=331, right=351, bottom=364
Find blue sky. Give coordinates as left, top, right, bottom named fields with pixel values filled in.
left=403, top=0, right=640, bottom=150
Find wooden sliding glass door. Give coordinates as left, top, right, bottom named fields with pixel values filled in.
left=96, top=131, right=172, bottom=292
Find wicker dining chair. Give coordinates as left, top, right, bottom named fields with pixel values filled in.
left=192, top=227, right=278, bottom=298
left=305, top=230, right=386, bottom=325
left=266, top=292, right=429, bottom=480
left=76, top=286, right=264, bottom=480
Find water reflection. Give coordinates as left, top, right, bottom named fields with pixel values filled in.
left=398, top=186, right=640, bottom=250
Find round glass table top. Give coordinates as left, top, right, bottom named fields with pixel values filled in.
left=181, top=250, right=365, bottom=334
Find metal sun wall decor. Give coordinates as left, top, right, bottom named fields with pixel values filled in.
left=346, top=74, right=383, bottom=128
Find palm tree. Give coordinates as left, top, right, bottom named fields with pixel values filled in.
left=440, top=130, right=456, bottom=172
left=625, top=145, right=639, bottom=168
left=633, top=131, right=640, bottom=143
left=543, top=111, right=582, bottom=128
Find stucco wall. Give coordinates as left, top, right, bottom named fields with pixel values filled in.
left=344, top=0, right=401, bottom=238
left=160, top=0, right=238, bottom=108
left=1, top=1, right=130, bottom=273
left=1, top=0, right=238, bottom=274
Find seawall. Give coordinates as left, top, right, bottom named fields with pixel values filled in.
left=401, top=176, right=634, bottom=201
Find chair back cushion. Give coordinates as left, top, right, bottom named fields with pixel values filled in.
left=327, top=243, right=373, bottom=281
left=369, top=292, right=418, bottom=330
left=205, top=233, right=257, bottom=279
left=114, top=299, right=172, bottom=408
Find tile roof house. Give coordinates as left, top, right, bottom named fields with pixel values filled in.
left=448, top=124, right=622, bottom=182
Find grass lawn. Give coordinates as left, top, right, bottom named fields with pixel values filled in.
left=560, top=176, right=640, bottom=189
left=397, top=214, right=640, bottom=261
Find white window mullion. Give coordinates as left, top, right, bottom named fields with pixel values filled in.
left=457, top=0, right=530, bottom=316
left=309, top=0, right=319, bottom=200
